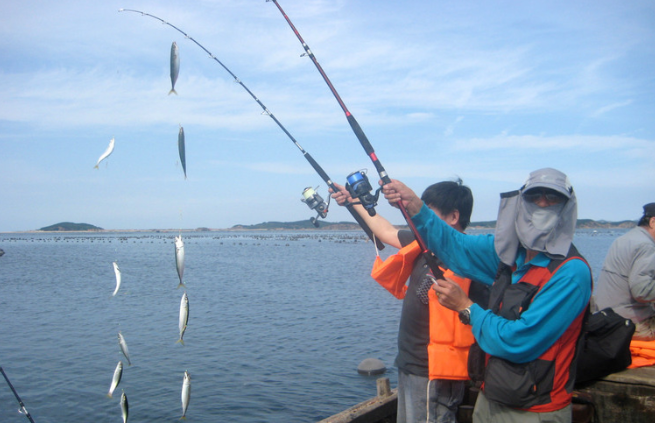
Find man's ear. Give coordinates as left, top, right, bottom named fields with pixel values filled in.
left=447, top=209, right=460, bottom=226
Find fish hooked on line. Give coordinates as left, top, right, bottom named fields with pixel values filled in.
left=118, top=332, right=131, bottom=366
left=177, top=291, right=189, bottom=345
left=120, top=390, right=129, bottom=423
left=119, top=7, right=385, bottom=249
left=107, top=361, right=123, bottom=398
left=169, top=41, right=180, bottom=95
left=175, top=235, right=185, bottom=289
left=181, top=370, right=191, bottom=419
left=94, top=137, right=115, bottom=169
left=112, top=261, right=122, bottom=296
left=178, top=125, right=186, bottom=179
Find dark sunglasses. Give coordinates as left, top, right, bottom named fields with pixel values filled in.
left=523, top=189, right=567, bottom=204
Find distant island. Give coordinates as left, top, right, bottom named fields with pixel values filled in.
left=39, top=222, right=104, bottom=231
left=36, top=219, right=636, bottom=232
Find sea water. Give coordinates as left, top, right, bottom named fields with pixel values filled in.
left=0, top=228, right=627, bottom=422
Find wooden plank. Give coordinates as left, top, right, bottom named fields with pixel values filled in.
left=317, top=388, right=397, bottom=423
left=602, top=366, right=655, bottom=387
left=577, top=366, right=655, bottom=423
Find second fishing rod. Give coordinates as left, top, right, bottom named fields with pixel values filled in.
left=270, top=0, right=444, bottom=278
left=120, top=8, right=383, bottom=250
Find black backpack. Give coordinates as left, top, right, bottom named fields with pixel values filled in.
left=573, top=307, right=635, bottom=386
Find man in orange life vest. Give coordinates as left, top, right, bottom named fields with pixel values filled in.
left=382, top=168, right=592, bottom=423
left=331, top=179, right=489, bottom=423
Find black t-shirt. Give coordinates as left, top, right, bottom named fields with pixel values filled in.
left=393, top=230, right=490, bottom=377
left=394, top=230, right=432, bottom=376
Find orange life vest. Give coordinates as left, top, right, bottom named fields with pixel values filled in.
left=371, top=241, right=475, bottom=380
left=427, top=270, right=475, bottom=380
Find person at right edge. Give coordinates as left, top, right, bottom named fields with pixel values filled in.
left=381, top=168, right=592, bottom=423
left=593, top=202, right=655, bottom=340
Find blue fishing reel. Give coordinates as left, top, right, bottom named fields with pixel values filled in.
left=301, top=186, right=329, bottom=227
left=346, top=170, right=380, bottom=216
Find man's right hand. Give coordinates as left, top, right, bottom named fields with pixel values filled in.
left=381, top=179, right=423, bottom=217
left=329, top=182, right=353, bottom=207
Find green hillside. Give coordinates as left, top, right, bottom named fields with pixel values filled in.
left=39, top=222, right=103, bottom=231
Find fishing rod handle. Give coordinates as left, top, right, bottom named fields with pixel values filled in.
left=345, top=115, right=391, bottom=185
left=346, top=115, right=374, bottom=156
left=423, top=250, right=445, bottom=280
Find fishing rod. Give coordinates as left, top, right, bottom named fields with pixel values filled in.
left=1, top=367, right=36, bottom=423
left=119, top=8, right=383, bottom=249
left=270, top=0, right=445, bottom=278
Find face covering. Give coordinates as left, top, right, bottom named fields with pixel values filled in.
left=515, top=191, right=577, bottom=259
left=495, top=186, right=577, bottom=264
left=528, top=202, right=564, bottom=232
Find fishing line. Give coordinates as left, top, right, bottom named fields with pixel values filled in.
left=270, top=0, right=444, bottom=277
left=0, top=367, right=36, bottom=423
left=119, top=8, right=384, bottom=250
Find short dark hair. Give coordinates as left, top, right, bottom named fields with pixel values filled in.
left=421, top=178, right=473, bottom=230
left=638, top=215, right=653, bottom=227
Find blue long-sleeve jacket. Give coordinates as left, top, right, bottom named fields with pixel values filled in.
left=412, top=203, right=591, bottom=363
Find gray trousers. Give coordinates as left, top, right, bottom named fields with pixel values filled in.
left=473, top=391, right=572, bottom=423
left=634, top=314, right=655, bottom=340
left=397, top=369, right=465, bottom=423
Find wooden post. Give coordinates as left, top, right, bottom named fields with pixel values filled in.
left=376, top=377, right=391, bottom=398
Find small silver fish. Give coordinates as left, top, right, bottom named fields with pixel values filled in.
left=107, top=361, right=123, bottom=398
left=178, top=125, right=186, bottom=179
left=94, top=137, right=115, bottom=169
left=175, top=235, right=185, bottom=289
left=169, top=41, right=180, bottom=95
left=181, top=370, right=191, bottom=419
left=118, top=332, right=131, bottom=366
left=112, top=261, right=122, bottom=296
left=120, top=390, right=129, bottom=423
left=177, top=292, right=189, bottom=345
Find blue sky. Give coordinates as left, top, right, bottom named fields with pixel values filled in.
left=2, top=0, right=654, bottom=232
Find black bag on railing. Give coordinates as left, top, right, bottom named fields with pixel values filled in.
left=574, top=307, right=635, bottom=385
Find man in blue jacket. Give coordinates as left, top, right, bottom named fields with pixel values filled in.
left=381, top=168, right=592, bottom=423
